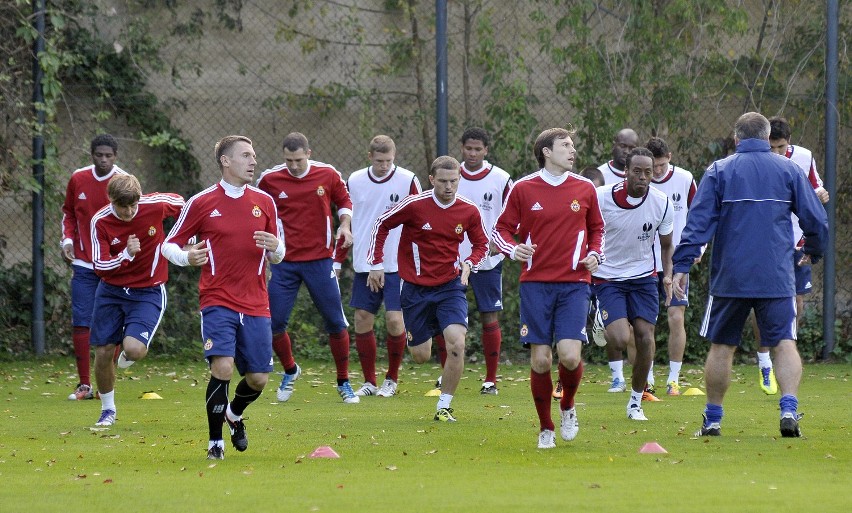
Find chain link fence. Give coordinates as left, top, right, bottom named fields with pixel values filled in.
left=1, top=0, right=848, bottom=359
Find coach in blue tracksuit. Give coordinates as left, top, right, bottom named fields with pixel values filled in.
left=672, top=112, right=828, bottom=439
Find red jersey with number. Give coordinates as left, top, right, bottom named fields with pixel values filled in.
left=91, top=193, right=184, bottom=288
left=164, top=184, right=279, bottom=316
left=256, top=161, right=352, bottom=262
left=368, top=191, right=489, bottom=287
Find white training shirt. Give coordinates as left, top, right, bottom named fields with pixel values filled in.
left=347, top=165, right=421, bottom=273
left=457, top=160, right=512, bottom=271
left=594, top=182, right=674, bottom=281
left=597, top=160, right=627, bottom=185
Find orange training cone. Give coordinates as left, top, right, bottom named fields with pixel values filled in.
left=309, top=446, right=340, bottom=458
left=639, top=442, right=668, bottom=454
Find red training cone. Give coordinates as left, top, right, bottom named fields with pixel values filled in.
left=309, top=446, right=340, bottom=458
left=639, top=442, right=668, bottom=454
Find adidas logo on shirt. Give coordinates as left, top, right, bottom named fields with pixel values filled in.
left=422, top=223, right=432, bottom=230
left=140, top=331, right=150, bottom=341
left=531, top=202, right=543, bottom=211
left=209, top=209, right=222, bottom=218
left=494, top=300, right=502, bottom=308
left=110, top=237, right=121, bottom=245
left=78, top=192, right=87, bottom=200
left=278, top=191, right=288, bottom=199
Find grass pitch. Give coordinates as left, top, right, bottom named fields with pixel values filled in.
left=1, top=358, right=849, bottom=512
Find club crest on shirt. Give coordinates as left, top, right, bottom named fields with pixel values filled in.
left=406, top=331, right=413, bottom=342
left=317, top=185, right=325, bottom=196
left=671, top=192, right=683, bottom=211
left=520, top=324, right=529, bottom=337
left=204, top=338, right=213, bottom=350
left=455, top=224, right=463, bottom=235
left=601, top=310, right=608, bottom=321
left=252, top=205, right=262, bottom=218
left=570, top=199, right=580, bottom=212
left=148, top=226, right=157, bottom=237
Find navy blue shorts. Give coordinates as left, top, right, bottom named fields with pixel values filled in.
left=467, top=261, right=504, bottom=312
left=593, top=276, right=659, bottom=326
left=268, top=258, right=348, bottom=334
left=349, top=272, right=402, bottom=314
left=89, top=282, right=166, bottom=347
left=659, top=274, right=688, bottom=307
left=200, top=306, right=274, bottom=375
left=793, top=249, right=812, bottom=296
left=519, top=282, right=590, bottom=345
left=71, top=265, right=100, bottom=327
left=700, top=296, right=796, bottom=347
left=400, top=278, right=468, bottom=346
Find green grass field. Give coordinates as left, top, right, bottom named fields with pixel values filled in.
left=1, top=358, right=848, bottom=512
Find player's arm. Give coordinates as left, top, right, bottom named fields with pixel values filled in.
left=331, top=173, right=354, bottom=248
left=659, top=231, right=674, bottom=306
left=162, top=200, right=209, bottom=267
left=792, top=169, right=829, bottom=264
left=584, top=186, right=605, bottom=268
left=492, top=184, right=531, bottom=261
left=465, top=209, right=490, bottom=273
left=673, top=165, right=720, bottom=274
left=60, top=179, right=78, bottom=262
left=91, top=216, right=138, bottom=276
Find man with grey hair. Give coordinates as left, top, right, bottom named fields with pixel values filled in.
left=672, top=112, right=828, bottom=438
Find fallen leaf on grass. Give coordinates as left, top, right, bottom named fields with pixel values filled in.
left=386, top=465, right=397, bottom=471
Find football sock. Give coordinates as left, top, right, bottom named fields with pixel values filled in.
left=667, top=361, right=682, bottom=384
left=208, top=440, right=224, bottom=450
left=206, top=377, right=229, bottom=441
left=609, top=359, right=624, bottom=382
left=272, top=332, right=296, bottom=372
left=229, top=378, right=261, bottom=417
left=530, top=369, right=555, bottom=431
left=628, top=389, right=643, bottom=409
left=704, top=403, right=724, bottom=425
left=559, top=361, right=583, bottom=410
left=328, top=329, right=351, bottom=382
left=385, top=332, right=406, bottom=382
left=647, top=364, right=655, bottom=387
left=757, top=351, right=772, bottom=369
left=437, top=393, right=453, bottom=410
left=99, top=390, right=115, bottom=412
left=72, top=327, right=91, bottom=386
left=435, top=334, right=447, bottom=368
left=779, top=394, right=798, bottom=417
left=482, top=321, right=502, bottom=384
left=355, top=330, right=377, bottom=386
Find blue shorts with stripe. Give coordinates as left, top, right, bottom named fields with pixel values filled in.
left=89, top=282, right=166, bottom=347
left=793, top=249, right=813, bottom=296
left=519, top=281, right=591, bottom=346
left=593, top=276, right=659, bottom=326
left=401, top=277, right=468, bottom=346
left=467, top=261, right=504, bottom=313
left=699, top=296, right=795, bottom=347
left=201, top=306, right=274, bottom=375
left=350, top=272, right=402, bottom=314
left=71, top=264, right=100, bottom=327
left=268, top=258, right=349, bottom=334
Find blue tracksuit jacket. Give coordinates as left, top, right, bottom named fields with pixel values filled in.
left=672, top=138, right=828, bottom=298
